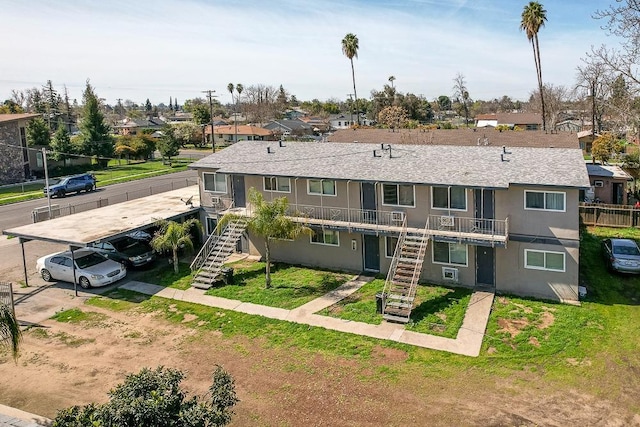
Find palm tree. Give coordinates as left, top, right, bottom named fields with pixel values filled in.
left=218, top=188, right=311, bottom=288
left=388, top=75, right=395, bottom=88
left=0, top=302, right=21, bottom=361
left=235, top=84, right=243, bottom=142
left=151, top=219, right=203, bottom=273
left=342, top=33, right=360, bottom=125
left=520, top=1, right=547, bottom=130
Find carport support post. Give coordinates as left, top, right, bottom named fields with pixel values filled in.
left=70, top=245, right=78, bottom=296
left=20, top=238, right=29, bottom=288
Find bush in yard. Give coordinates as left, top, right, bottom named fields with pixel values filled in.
left=52, top=365, right=238, bottom=427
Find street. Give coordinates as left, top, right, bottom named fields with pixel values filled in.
left=0, top=169, right=198, bottom=284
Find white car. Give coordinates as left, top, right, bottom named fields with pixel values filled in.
left=36, top=249, right=127, bottom=289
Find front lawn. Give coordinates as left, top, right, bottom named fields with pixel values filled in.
left=204, top=259, right=353, bottom=309
left=318, top=278, right=473, bottom=338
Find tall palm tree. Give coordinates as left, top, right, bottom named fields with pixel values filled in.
left=520, top=1, right=547, bottom=131
left=217, top=188, right=311, bottom=288
left=0, top=302, right=21, bottom=361
left=235, top=84, right=243, bottom=142
left=151, top=219, right=203, bottom=273
left=342, top=33, right=360, bottom=125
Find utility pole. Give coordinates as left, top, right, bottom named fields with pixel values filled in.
left=202, top=90, right=218, bottom=152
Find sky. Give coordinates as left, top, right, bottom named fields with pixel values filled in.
left=0, top=0, right=620, bottom=106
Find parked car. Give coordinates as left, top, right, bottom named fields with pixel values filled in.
left=602, top=238, right=640, bottom=274
left=89, top=236, right=155, bottom=267
left=36, top=249, right=127, bottom=289
left=44, top=173, right=96, bottom=198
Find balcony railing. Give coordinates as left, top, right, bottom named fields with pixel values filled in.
left=426, top=214, right=509, bottom=243
left=286, top=203, right=407, bottom=232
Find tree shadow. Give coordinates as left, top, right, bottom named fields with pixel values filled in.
left=409, top=287, right=473, bottom=325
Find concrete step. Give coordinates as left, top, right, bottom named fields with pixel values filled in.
left=383, top=312, right=410, bottom=324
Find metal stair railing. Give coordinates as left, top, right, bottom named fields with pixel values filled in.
left=199, top=219, right=248, bottom=287
left=190, top=232, right=220, bottom=273
left=403, top=218, right=430, bottom=320
left=381, top=216, right=408, bottom=305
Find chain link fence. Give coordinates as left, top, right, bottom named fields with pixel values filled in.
left=32, top=178, right=198, bottom=223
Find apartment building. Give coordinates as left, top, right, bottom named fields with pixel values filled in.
left=189, top=134, right=589, bottom=309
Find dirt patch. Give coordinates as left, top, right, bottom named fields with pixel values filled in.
left=528, top=336, right=540, bottom=347
left=537, top=311, right=555, bottom=329
left=0, top=303, right=636, bottom=426
left=497, top=318, right=530, bottom=338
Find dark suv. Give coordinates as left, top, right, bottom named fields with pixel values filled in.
left=89, top=236, right=155, bottom=268
left=44, top=173, right=96, bottom=198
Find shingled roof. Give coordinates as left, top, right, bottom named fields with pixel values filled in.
left=327, top=128, right=579, bottom=149
left=190, top=140, right=589, bottom=189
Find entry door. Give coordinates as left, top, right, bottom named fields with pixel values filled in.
left=476, top=247, right=495, bottom=287
left=474, top=189, right=494, bottom=232
left=232, top=175, right=246, bottom=207
left=613, top=183, right=623, bottom=204
left=362, top=182, right=377, bottom=224
left=363, top=235, right=380, bottom=272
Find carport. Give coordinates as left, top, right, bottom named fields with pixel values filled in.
left=2, top=186, right=200, bottom=292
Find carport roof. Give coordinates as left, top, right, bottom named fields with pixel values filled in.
left=2, top=186, right=200, bottom=246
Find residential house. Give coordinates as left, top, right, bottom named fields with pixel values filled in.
left=299, top=116, right=331, bottom=133
left=555, top=119, right=583, bottom=133
left=475, top=113, right=543, bottom=130
left=189, top=133, right=589, bottom=313
left=585, top=163, right=632, bottom=204
left=0, top=113, right=40, bottom=184
left=114, top=117, right=166, bottom=136
left=329, top=113, right=374, bottom=130
left=263, top=119, right=314, bottom=137
left=328, top=128, right=578, bottom=148
left=578, top=130, right=599, bottom=154
left=284, top=108, right=307, bottom=120
left=205, top=124, right=273, bottom=144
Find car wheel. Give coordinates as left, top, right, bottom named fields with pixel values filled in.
left=58, top=189, right=66, bottom=198
left=85, top=185, right=92, bottom=192
left=41, top=269, right=52, bottom=281
left=78, top=276, right=91, bottom=289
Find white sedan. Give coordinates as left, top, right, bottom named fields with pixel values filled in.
left=36, top=249, right=127, bottom=289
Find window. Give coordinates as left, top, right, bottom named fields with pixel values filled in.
left=524, top=249, right=565, bottom=272
left=385, top=236, right=398, bottom=258
left=308, top=179, right=336, bottom=196
left=382, top=184, right=415, bottom=207
left=203, top=173, right=227, bottom=193
left=311, top=229, right=339, bottom=246
left=432, top=186, right=466, bottom=210
left=432, top=241, right=468, bottom=266
left=264, top=177, right=291, bottom=193
left=525, top=190, right=565, bottom=212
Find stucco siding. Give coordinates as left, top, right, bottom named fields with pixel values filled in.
left=496, top=242, right=579, bottom=301
left=495, top=187, right=580, bottom=240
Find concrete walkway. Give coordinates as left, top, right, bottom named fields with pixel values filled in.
left=0, top=404, right=50, bottom=427
left=120, top=277, right=494, bottom=357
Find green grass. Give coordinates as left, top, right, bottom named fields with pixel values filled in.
left=140, top=261, right=194, bottom=290
left=318, top=278, right=473, bottom=338
left=204, top=260, right=353, bottom=309
left=69, top=225, right=640, bottom=401
left=0, top=159, right=193, bottom=206
left=51, top=308, right=108, bottom=324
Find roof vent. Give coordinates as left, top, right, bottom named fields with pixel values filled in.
left=267, top=146, right=273, bottom=154
left=279, top=140, right=285, bottom=147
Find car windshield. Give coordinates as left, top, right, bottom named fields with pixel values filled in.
left=75, top=252, right=108, bottom=269
left=613, top=245, right=640, bottom=256
left=112, top=238, right=151, bottom=256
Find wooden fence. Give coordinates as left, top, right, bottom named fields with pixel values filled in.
left=579, top=203, right=640, bottom=228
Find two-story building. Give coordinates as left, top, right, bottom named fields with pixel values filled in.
left=189, top=135, right=589, bottom=307
left=0, top=113, right=40, bottom=185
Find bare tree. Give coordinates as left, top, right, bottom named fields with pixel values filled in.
left=452, top=73, right=470, bottom=127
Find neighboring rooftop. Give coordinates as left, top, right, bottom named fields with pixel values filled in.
left=474, top=112, right=542, bottom=125
left=206, top=125, right=272, bottom=136
left=586, top=163, right=633, bottom=180
left=190, top=140, right=590, bottom=189
left=328, top=128, right=580, bottom=149
left=0, top=113, right=40, bottom=123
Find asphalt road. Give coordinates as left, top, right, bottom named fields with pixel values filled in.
left=0, top=169, right=198, bottom=233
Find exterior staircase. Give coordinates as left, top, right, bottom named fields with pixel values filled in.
left=190, top=219, right=248, bottom=290
left=382, top=219, right=429, bottom=323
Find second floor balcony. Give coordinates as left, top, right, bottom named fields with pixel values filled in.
left=213, top=198, right=509, bottom=246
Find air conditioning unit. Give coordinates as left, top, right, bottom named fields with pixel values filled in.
left=439, top=215, right=455, bottom=227
left=211, top=195, right=221, bottom=205
left=391, top=211, right=404, bottom=222
left=442, top=267, right=459, bottom=281
left=594, top=180, right=604, bottom=188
